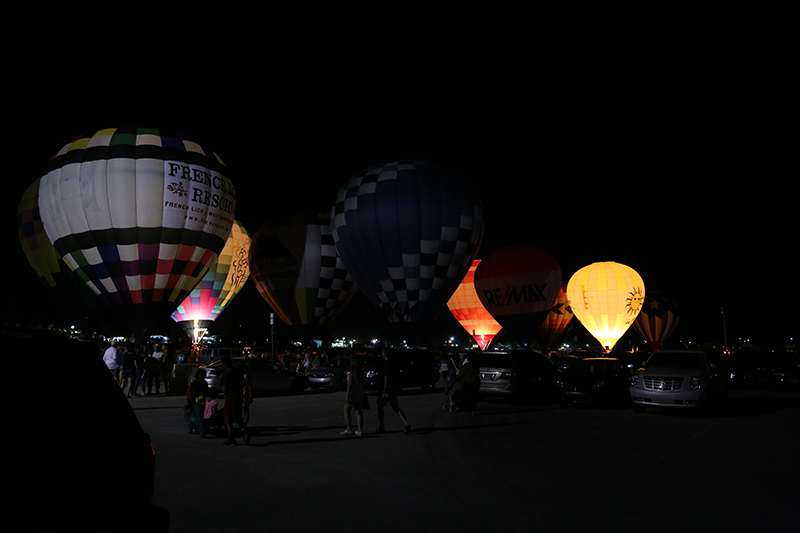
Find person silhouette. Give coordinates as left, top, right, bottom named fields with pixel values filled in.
left=375, top=350, right=411, bottom=434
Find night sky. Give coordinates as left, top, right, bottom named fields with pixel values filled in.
left=4, top=13, right=797, bottom=349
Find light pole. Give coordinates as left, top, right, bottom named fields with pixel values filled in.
left=270, top=313, right=275, bottom=358
left=721, top=307, right=728, bottom=352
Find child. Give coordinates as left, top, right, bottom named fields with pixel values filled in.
left=201, top=387, right=219, bottom=438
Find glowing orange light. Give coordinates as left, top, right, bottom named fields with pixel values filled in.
left=447, top=260, right=502, bottom=350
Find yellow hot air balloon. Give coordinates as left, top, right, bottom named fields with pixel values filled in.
left=171, top=220, right=252, bottom=339
left=566, top=262, right=645, bottom=353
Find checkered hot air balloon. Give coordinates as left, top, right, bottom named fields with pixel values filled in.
left=35, top=127, right=236, bottom=335
left=331, top=161, right=484, bottom=340
left=249, top=210, right=358, bottom=327
left=171, top=219, right=251, bottom=335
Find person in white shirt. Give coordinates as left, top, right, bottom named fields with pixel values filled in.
left=151, top=344, right=165, bottom=395
left=103, top=342, right=121, bottom=382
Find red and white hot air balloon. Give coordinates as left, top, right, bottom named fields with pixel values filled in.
left=447, top=260, right=502, bottom=350
left=474, top=245, right=561, bottom=348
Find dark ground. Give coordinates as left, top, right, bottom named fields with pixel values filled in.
left=133, top=383, right=799, bottom=532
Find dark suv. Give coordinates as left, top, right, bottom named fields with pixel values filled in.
left=3, top=328, right=169, bottom=531
left=478, top=350, right=560, bottom=401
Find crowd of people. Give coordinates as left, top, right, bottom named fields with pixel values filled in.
left=101, top=338, right=481, bottom=446
left=103, top=341, right=178, bottom=397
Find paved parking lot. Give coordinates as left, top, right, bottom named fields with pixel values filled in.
left=133, top=386, right=799, bottom=532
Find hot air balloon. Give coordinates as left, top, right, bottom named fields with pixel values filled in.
left=566, top=262, right=645, bottom=353
left=35, top=127, right=236, bottom=337
left=473, top=245, right=561, bottom=348
left=331, top=161, right=484, bottom=342
left=536, top=283, right=574, bottom=351
left=249, top=210, right=358, bottom=329
left=17, top=177, right=103, bottom=320
left=633, top=294, right=680, bottom=351
left=171, top=219, right=251, bottom=340
left=447, top=260, right=502, bottom=350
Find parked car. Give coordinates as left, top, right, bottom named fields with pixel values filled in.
left=307, top=356, right=351, bottom=390
left=724, top=351, right=769, bottom=388
left=770, top=350, right=800, bottom=386
left=550, top=353, right=584, bottom=373
left=307, top=355, right=382, bottom=391
left=5, top=328, right=169, bottom=531
left=478, top=350, right=560, bottom=401
left=364, top=349, right=440, bottom=392
left=629, top=349, right=728, bottom=412
left=196, top=346, right=242, bottom=365
left=557, top=357, right=632, bottom=406
left=199, top=357, right=308, bottom=395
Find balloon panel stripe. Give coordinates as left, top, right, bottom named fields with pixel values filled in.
left=48, top=141, right=227, bottom=175
left=52, top=227, right=225, bottom=252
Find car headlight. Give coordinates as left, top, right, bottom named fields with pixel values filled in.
left=630, top=375, right=640, bottom=388
left=592, top=380, right=605, bottom=389
left=690, top=376, right=707, bottom=390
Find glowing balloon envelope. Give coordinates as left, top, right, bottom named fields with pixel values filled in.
left=249, top=210, right=358, bottom=327
left=473, top=245, right=561, bottom=347
left=331, top=161, right=484, bottom=336
left=536, top=283, right=574, bottom=351
left=171, top=219, right=251, bottom=332
left=633, top=294, right=680, bottom=351
left=35, top=127, right=236, bottom=334
left=447, top=260, right=502, bottom=350
left=17, top=177, right=102, bottom=317
left=566, top=262, right=645, bottom=353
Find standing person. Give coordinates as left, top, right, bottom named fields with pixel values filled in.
left=241, top=360, right=254, bottom=427
left=103, top=342, right=121, bottom=381
left=341, top=357, right=368, bottom=436
left=202, top=387, right=219, bottom=438
left=439, top=356, right=450, bottom=395
left=159, top=347, right=176, bottom=396
left=142, top=350, right=161, bottom=396
left=447, top=354, right=461, bottom=395
left=186, top=368, right=208, bottom=407
left=375, top=350, right=412, bottom=435
left=220, top=355, right=249, bottom=445
left=119, top=346, right=138, bottom=398
left=130, top=347, right=147, bottom=397
left=454, top=353, right=480, bottom=415
left=151, top=344, right=165, bottom=395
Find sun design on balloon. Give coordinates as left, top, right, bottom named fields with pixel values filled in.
left=626, top=286, right=644, bottom=316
